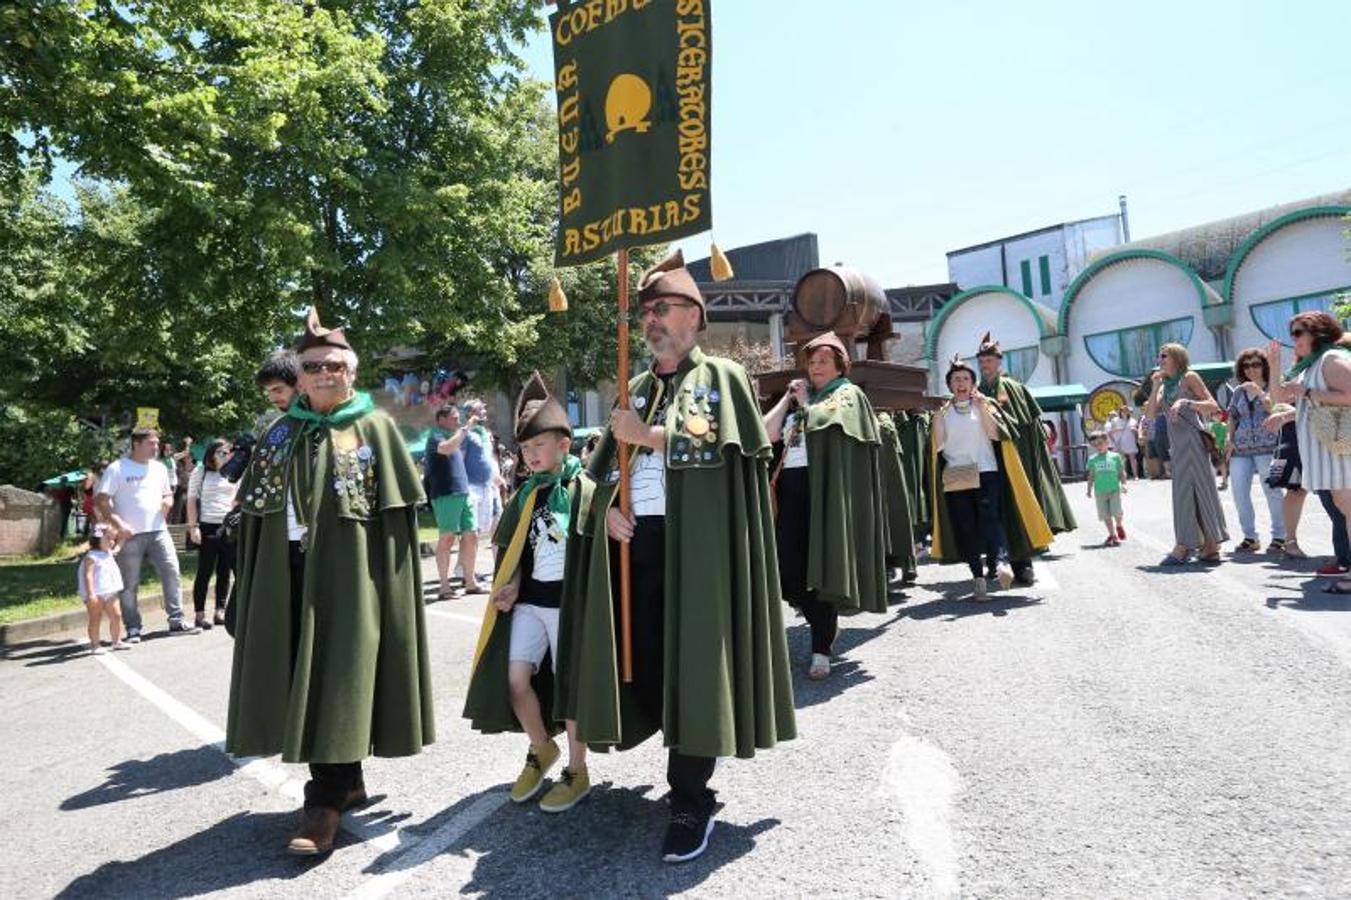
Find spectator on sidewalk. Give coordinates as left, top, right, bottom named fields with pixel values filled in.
left=426, top=404, right=483, bottom=598
left=463, top=400, right=502, bottom=542
left=48, top=476, right=76, bottom=539
left=79, top=527, right=128, bottom=654
left=186, top=438, right=239, bottom=629
left=81, top=462, right=107, bottom=537
left=96, top=427, right=200, bottom=642
left=254, top=350, right=301, bottom=434
left=1106, top=407, right=1140, bottom=480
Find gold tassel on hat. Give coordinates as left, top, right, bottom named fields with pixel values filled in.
left=709, top=242, right=734, bottom=282
left=548, top=275, right=568, bottom=312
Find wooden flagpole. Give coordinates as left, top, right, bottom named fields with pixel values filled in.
left=616, top=248, right=634, bottom=683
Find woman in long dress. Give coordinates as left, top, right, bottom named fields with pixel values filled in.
left=1146, top=343, right=1228, bottom=565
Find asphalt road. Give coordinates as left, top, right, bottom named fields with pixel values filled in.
left=4, top=476, right=1351, bottom=898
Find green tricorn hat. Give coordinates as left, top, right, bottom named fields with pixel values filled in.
left=514, top=371, right=572, bottom=442
left=638, top=249, right=706, bottom=331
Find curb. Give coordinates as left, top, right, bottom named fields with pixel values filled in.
left=1, top=590, right=167, bottom=649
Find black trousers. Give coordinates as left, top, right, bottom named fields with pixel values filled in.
left=288, top=539, right=365, bottom=809
left=947, top=471, right=1010, bottom=579
left=626, top=516, right=716, bottom=816
left=192, top=522, right=235, bottom=613
left=773, top=468, right=836, bottom=655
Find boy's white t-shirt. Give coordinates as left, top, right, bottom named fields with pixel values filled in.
left=97, top=458, right=170, bottom=534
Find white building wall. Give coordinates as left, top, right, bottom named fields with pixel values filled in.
left=1230, top=216, right=1351, bottom=353
left=1064, top=217, right=1125, bottom=286
left=1000, top=231, right=1065, bottom=311
left=932, top=291, right=1048, bottom=394
left=1065, top=258, right=1220, bottom=390
left=946, top=245, right=1005, bottom=291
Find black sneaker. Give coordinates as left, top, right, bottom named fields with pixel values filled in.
left=126, top=629, right=142, bottom=644
left=662, top=808, right=715, bottom=864
left=167, top=620, right=202, bottom=635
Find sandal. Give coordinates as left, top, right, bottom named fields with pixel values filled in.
left=1160, top=553, right=1190, bottom=566
left=1235, top=538, right=1261, bottom=553
left=1282, top=541, right=1309, bottom=560
left=1323, top=580, right=1351, bottom=595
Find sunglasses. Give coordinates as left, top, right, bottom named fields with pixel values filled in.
left=636, top=300, right=696, bottom=321
left=302, top=360, right=348, bottom=374
left=1290, top=328, right=1308, bottom=339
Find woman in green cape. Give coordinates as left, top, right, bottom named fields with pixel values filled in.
left=764, top=331, right=888, bottom=680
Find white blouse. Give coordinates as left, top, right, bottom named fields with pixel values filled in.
left=942, top=404, right=999, bottom=473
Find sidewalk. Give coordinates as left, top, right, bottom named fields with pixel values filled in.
left=1, top=541, right=496, bottom=650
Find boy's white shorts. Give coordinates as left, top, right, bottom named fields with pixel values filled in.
left=508, top=603, right=560, bottom=671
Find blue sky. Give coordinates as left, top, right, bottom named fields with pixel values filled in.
left=522, top=0, right=1351, bottom=287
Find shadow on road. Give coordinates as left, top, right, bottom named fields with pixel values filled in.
left=899, top=591, right=1044, bottom=622
left=56, top=811, right=309, bottom=898
left=61, top=745, right=236, bottom=811
left=782, top=612, right=905, bottom=709
left=1266, top=581, right=1351, bottom=612
left=3, top=636, right=89, bottom=667
left=364, top=781, right=778, bottom=897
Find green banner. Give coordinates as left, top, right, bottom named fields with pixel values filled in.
left=550, top=0, right=712, bottom=267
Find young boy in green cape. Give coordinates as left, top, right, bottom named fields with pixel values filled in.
left=462, top=372, right=594, bottom=813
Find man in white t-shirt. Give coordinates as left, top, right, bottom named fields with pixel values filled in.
left=96, top=428, right=198, bottom=641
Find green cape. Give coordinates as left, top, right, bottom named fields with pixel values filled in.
left=559, top=347, right=797, bottom=759
left=927, top=403, right=1053, bottom=565
left=461, top=466, right=594, bottom=736
left=980, top=374, right=1076, bottom=536
left=226, top=399, right=434, bottom=763
left=896, top=411, right=931, bottom=533
left=877, top=413, right=918, bottom=580
left=797, top=381, right=888, bottom=613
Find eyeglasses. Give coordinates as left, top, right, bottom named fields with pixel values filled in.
left=302, top=360, right=348, bottom=374
left=1290, top=328, right=1308, bottom=339
left=635, top=300, right=696, bottom=321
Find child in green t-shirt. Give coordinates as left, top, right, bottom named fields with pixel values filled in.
left=1085, top=431, right=1128, bottom=546
left=1209, top=410, right=1229, bottom=491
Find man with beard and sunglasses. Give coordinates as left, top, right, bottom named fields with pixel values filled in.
left=225, top=308, right=434, bottom=856
left=559, top=250, right=796, bottom=863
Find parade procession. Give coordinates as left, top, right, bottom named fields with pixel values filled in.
left=6, top=1, right=1351, bottom=897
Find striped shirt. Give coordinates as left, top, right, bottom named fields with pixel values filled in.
left=1296, top=353, right=1351, bottom=491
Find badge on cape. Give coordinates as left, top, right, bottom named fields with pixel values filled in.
left=685, top=414, right=710, bottom=438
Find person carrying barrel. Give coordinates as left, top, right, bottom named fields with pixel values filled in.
left=975, top=331, right=1076, bottom=584
left=763, top=331, right=889, bottom=680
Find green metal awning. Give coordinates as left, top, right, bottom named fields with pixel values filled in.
left=1029, top=383, right=1090, bottom=413
left=1191, top=362, right=1234, bottom=385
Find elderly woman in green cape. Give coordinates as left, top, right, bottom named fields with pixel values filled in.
left=976, top=331, right=1076, bottom=585
left=559, top=250, right=796, bottom=864
left=226, top=309, right=434, bottom=856
left=763, top=331, right=888, bottom=680
left=462, top=372, right=596, bottom=814
left=930, top=355, right=1053, bottom=600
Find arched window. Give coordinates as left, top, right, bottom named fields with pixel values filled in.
left=1250, top=288, right=1351, bottom=347
left=1084, top=317, right=1195, bottom=378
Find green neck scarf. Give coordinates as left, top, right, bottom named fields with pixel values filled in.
left=289, top=391, right=375, bottom=432
left=1161, top=373, right=1185, bottom=405
left=978, top=374, right=1003, bottom=395
left=809, top=376, right=850, bottom=404
left=1285, top=342, right=1349, bottom=382
left=516, top=453, right=582, bottom=534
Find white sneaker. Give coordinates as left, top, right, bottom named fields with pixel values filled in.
left=111, top=641, right=131, bottom=651
left=808, top=653, right=831, bottom=680
left=972, top=577, right=988, bottom=601
left=90, top=645, right=108, bottom=656
left=996, top=563, right=1014, bottom=591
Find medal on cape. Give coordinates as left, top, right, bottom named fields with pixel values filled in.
left=685, top=414, right=710, bottom=439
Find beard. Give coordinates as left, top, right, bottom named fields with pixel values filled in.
left=645, top=327, right=680, bottom=358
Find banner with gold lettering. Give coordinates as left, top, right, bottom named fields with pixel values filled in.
left=551, top=0, right=712, bottom=267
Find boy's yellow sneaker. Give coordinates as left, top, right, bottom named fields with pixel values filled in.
left=539, top=766, right=591, bottom=814
left=510, top=741, right=560, bottom=804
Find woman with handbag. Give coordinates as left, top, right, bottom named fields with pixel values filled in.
left=931, top=357, right=1014, bottom=600
left=764, top=331, right=888, bottom=680
left=1146, top=343, right=1228, bottom=565
left=1267, top=311, right=1351, bottom=588
left=185, top=438, right=239, bottom=628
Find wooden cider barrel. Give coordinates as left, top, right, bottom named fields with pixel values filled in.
left=790, top=267, right=886, bottom=338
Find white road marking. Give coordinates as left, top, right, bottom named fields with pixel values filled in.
left=347, top=791, right=509, bottom=900
left=883, top=728, right=962, bottom=897
left=425, top=606, right=485, bottom=627
left=96, top=653, right=407, bottom=853
left=1033, top=563, right=1059, bottom=593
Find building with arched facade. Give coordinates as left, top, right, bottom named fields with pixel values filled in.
left=925, top=190, right=1351, bottom=417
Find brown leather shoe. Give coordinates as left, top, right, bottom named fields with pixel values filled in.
left=340, top=787, right=368, bottom=811
left=287, top=806, right=341, bottom=856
